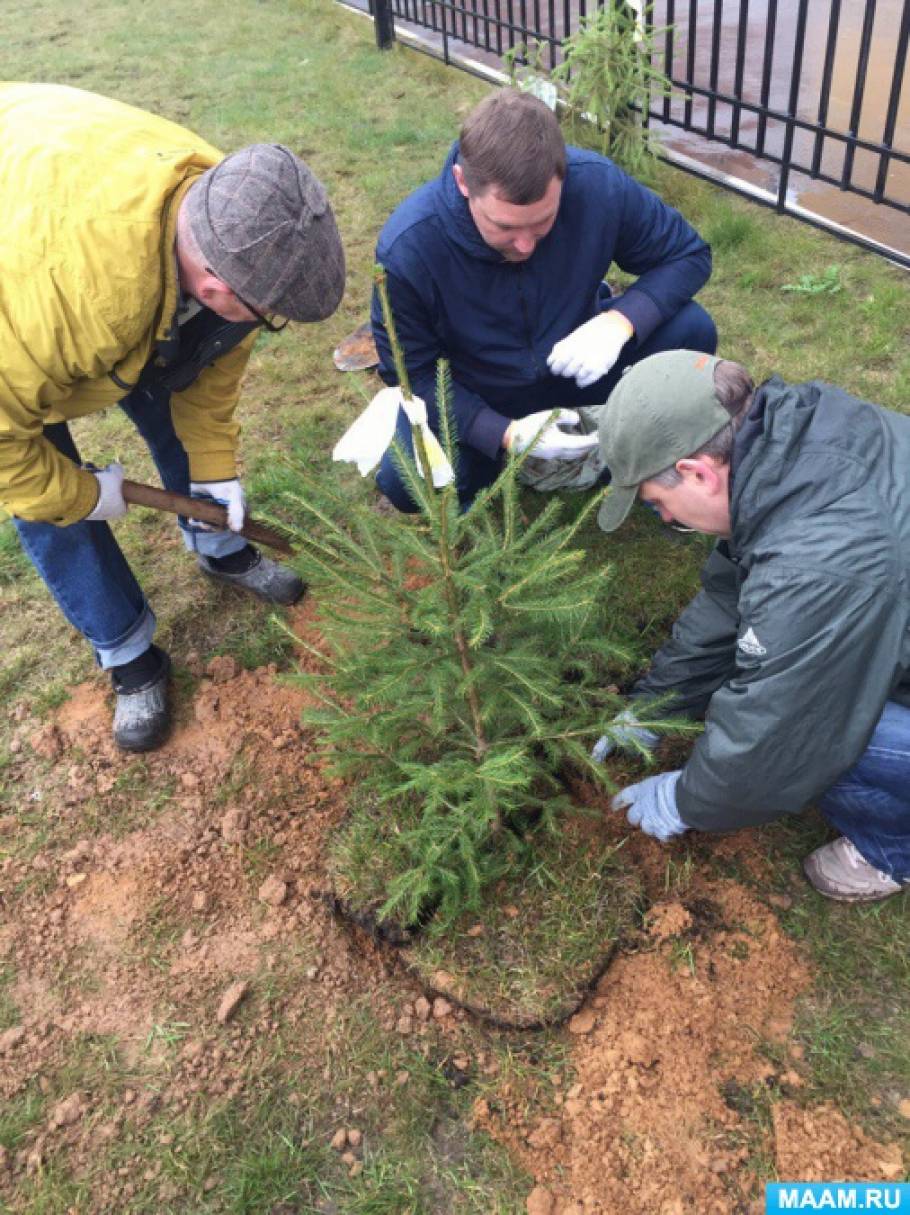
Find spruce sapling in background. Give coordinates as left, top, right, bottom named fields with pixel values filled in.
left=280, top=269, right=676, bottom=932
left=507, top=1, right=672, bottom=179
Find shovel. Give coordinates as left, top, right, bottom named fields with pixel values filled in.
left=121, top=479, right=292, bottom=556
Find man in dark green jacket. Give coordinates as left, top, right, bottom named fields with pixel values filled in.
left=593, top=349, right=910, bottom=903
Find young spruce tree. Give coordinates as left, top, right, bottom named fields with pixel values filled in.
left=282, top=269, right=672, bottom=929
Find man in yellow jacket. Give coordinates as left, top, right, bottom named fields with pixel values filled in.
left=1, top=84, right=345, bottom=751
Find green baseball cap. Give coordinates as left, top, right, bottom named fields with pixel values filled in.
left=596, top=350, right=726, bottom=532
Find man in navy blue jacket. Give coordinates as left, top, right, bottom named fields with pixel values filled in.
left=372, top=88, right=716, bottom=511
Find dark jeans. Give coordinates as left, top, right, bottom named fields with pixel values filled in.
left=13, top=385, right=244, bottom=670
left=820, top=700, right=910, bottom=883
left=377, top=299, right=718, bottom=512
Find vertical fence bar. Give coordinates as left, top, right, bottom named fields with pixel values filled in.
left=777, top=0, right=810, bottom=210
left=547, top=0, right=556, bottom=67
left=707, top=0, right=723, bottom=138
left=755, top=0, right=778, bottom=155
left=663, top=0, right=676, bottom=124
left=811, top=0, right=842, bottom=177
left=842, top=0, right=878, bottom=189
left=440, top=0, right=450, bottom=61
left=684, top=0, right=698, bottom=129
left=874, top=0, right=910, bottom=201
left=374, top=0, right=396, bottom=47
left=730, top=0, right=749, bottom=146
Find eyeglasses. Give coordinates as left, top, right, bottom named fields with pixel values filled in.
left=203, top=266, right=289, bottom=333
left=230, top=287, right=290, bottom=333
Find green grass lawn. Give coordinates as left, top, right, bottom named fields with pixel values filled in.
left=1, top=0, right=908, bottom=1210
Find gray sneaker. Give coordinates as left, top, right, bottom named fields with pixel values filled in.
left=197, top=549, right=305, bottom=606
left=803, top=836, right=904, bottom=903
left=112, top=648, right=171, bottom=753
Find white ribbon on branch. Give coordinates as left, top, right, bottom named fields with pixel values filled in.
left=333, top=386, right=454, bottom=487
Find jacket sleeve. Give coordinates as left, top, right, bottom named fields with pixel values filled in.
left=0, top=303, right=120, bottom=524
left=371, top=267, right=510, bottom=460
left=631, top=543, right=740, bottom=718
left=676, top=561, right=907, bottom=832
left=607, top=172, right=713, bottom=346
left=168, top=333, right=257, bottom=482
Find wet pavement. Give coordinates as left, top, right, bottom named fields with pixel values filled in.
left=342, top=0, right=910, bottom=263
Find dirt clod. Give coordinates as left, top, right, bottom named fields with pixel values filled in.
left=526, top=1185, right=555, bottom=1215
left=567, top=1009, right=596, bottom=1036
left=49, top=1093, right=85, bottom=1129
left=220, top=808, right=249, bottom=844
left=0, top=1027, right=25, bottom=1054
left=216, top=980, right=249, bottom=1024
left=258, top=875, right=288, bottom=907
left=412, top=996, right=429, bottom=1021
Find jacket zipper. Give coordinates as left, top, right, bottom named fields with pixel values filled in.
left=516, top=267, right=543, bottom=377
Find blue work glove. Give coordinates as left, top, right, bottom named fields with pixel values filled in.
left=591, top=707, right=660, bottom=763
left=612, top=770, right=687, bottom=842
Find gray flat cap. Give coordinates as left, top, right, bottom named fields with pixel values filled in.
left=186, top=144, right=345, bottom=323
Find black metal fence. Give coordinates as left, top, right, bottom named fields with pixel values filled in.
left=359, top=0, right=910, bottom=266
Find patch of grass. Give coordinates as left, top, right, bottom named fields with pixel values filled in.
left=0, top=518, right=33, bottom=586
left=0, top=963, right=19, bottom=1032
left=405, top=824, right=641, bottom=1026
left=701, top=201, right=766, bottom=255
left=1, top=1163, right=88, bottom=1213
left=30, top=681, right=72, bottom=719
left=131, top=894, right=187, bottom=972
left=0, top=1083, right=46, bottom=1154
left=241, top=835, right=283, bottom=884
left=213, top=611, right=296, bottom=671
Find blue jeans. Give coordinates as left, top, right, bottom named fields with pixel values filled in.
left=820, top=701, right=910, bottom=883
left=377, top=299, right=718, bottom=513
left=13, top=385, right=245, bottom=670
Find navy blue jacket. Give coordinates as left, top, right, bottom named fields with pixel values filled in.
left=372, top=143, right=712, bottom=458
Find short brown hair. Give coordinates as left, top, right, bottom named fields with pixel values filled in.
left=651, top=360, right=755, bottom=488
left=458, top=88, right=566, bottom=204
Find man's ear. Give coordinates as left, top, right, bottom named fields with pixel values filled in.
left=677, top=456, right=724, bottom=492
left=194, top=269, right=235, bottom=312
left=452, top=163, right=470, bottom=199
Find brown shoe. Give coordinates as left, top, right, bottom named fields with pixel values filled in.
left=803, top=837, right=904, bottom=903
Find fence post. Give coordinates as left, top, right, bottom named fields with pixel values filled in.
left=373, top=0, right=396, bottom=49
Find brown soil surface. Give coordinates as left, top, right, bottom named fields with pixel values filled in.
left=1, top=624, right=904, bottom=1210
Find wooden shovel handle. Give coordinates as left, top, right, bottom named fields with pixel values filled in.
left=121, top=479, right=292, bottom=556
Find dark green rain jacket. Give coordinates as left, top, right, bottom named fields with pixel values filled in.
left=632, top=376, right=910, bottom=832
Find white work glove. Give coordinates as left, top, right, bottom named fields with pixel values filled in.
left=612, top=770, right=687, bottom=842
left=504, top=409, right=599, bottom=462
left=85, top=461, right=127, bottom=521
left=190, top=478, right=246, bottom=533
left=591, top=707, right=660, bottom=763
left=547, top=311, right=634, bottom=389
left=333, top=386, right=453, bottom=487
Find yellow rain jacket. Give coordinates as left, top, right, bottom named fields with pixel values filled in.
left=0, top=83, right=258, bottom=525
